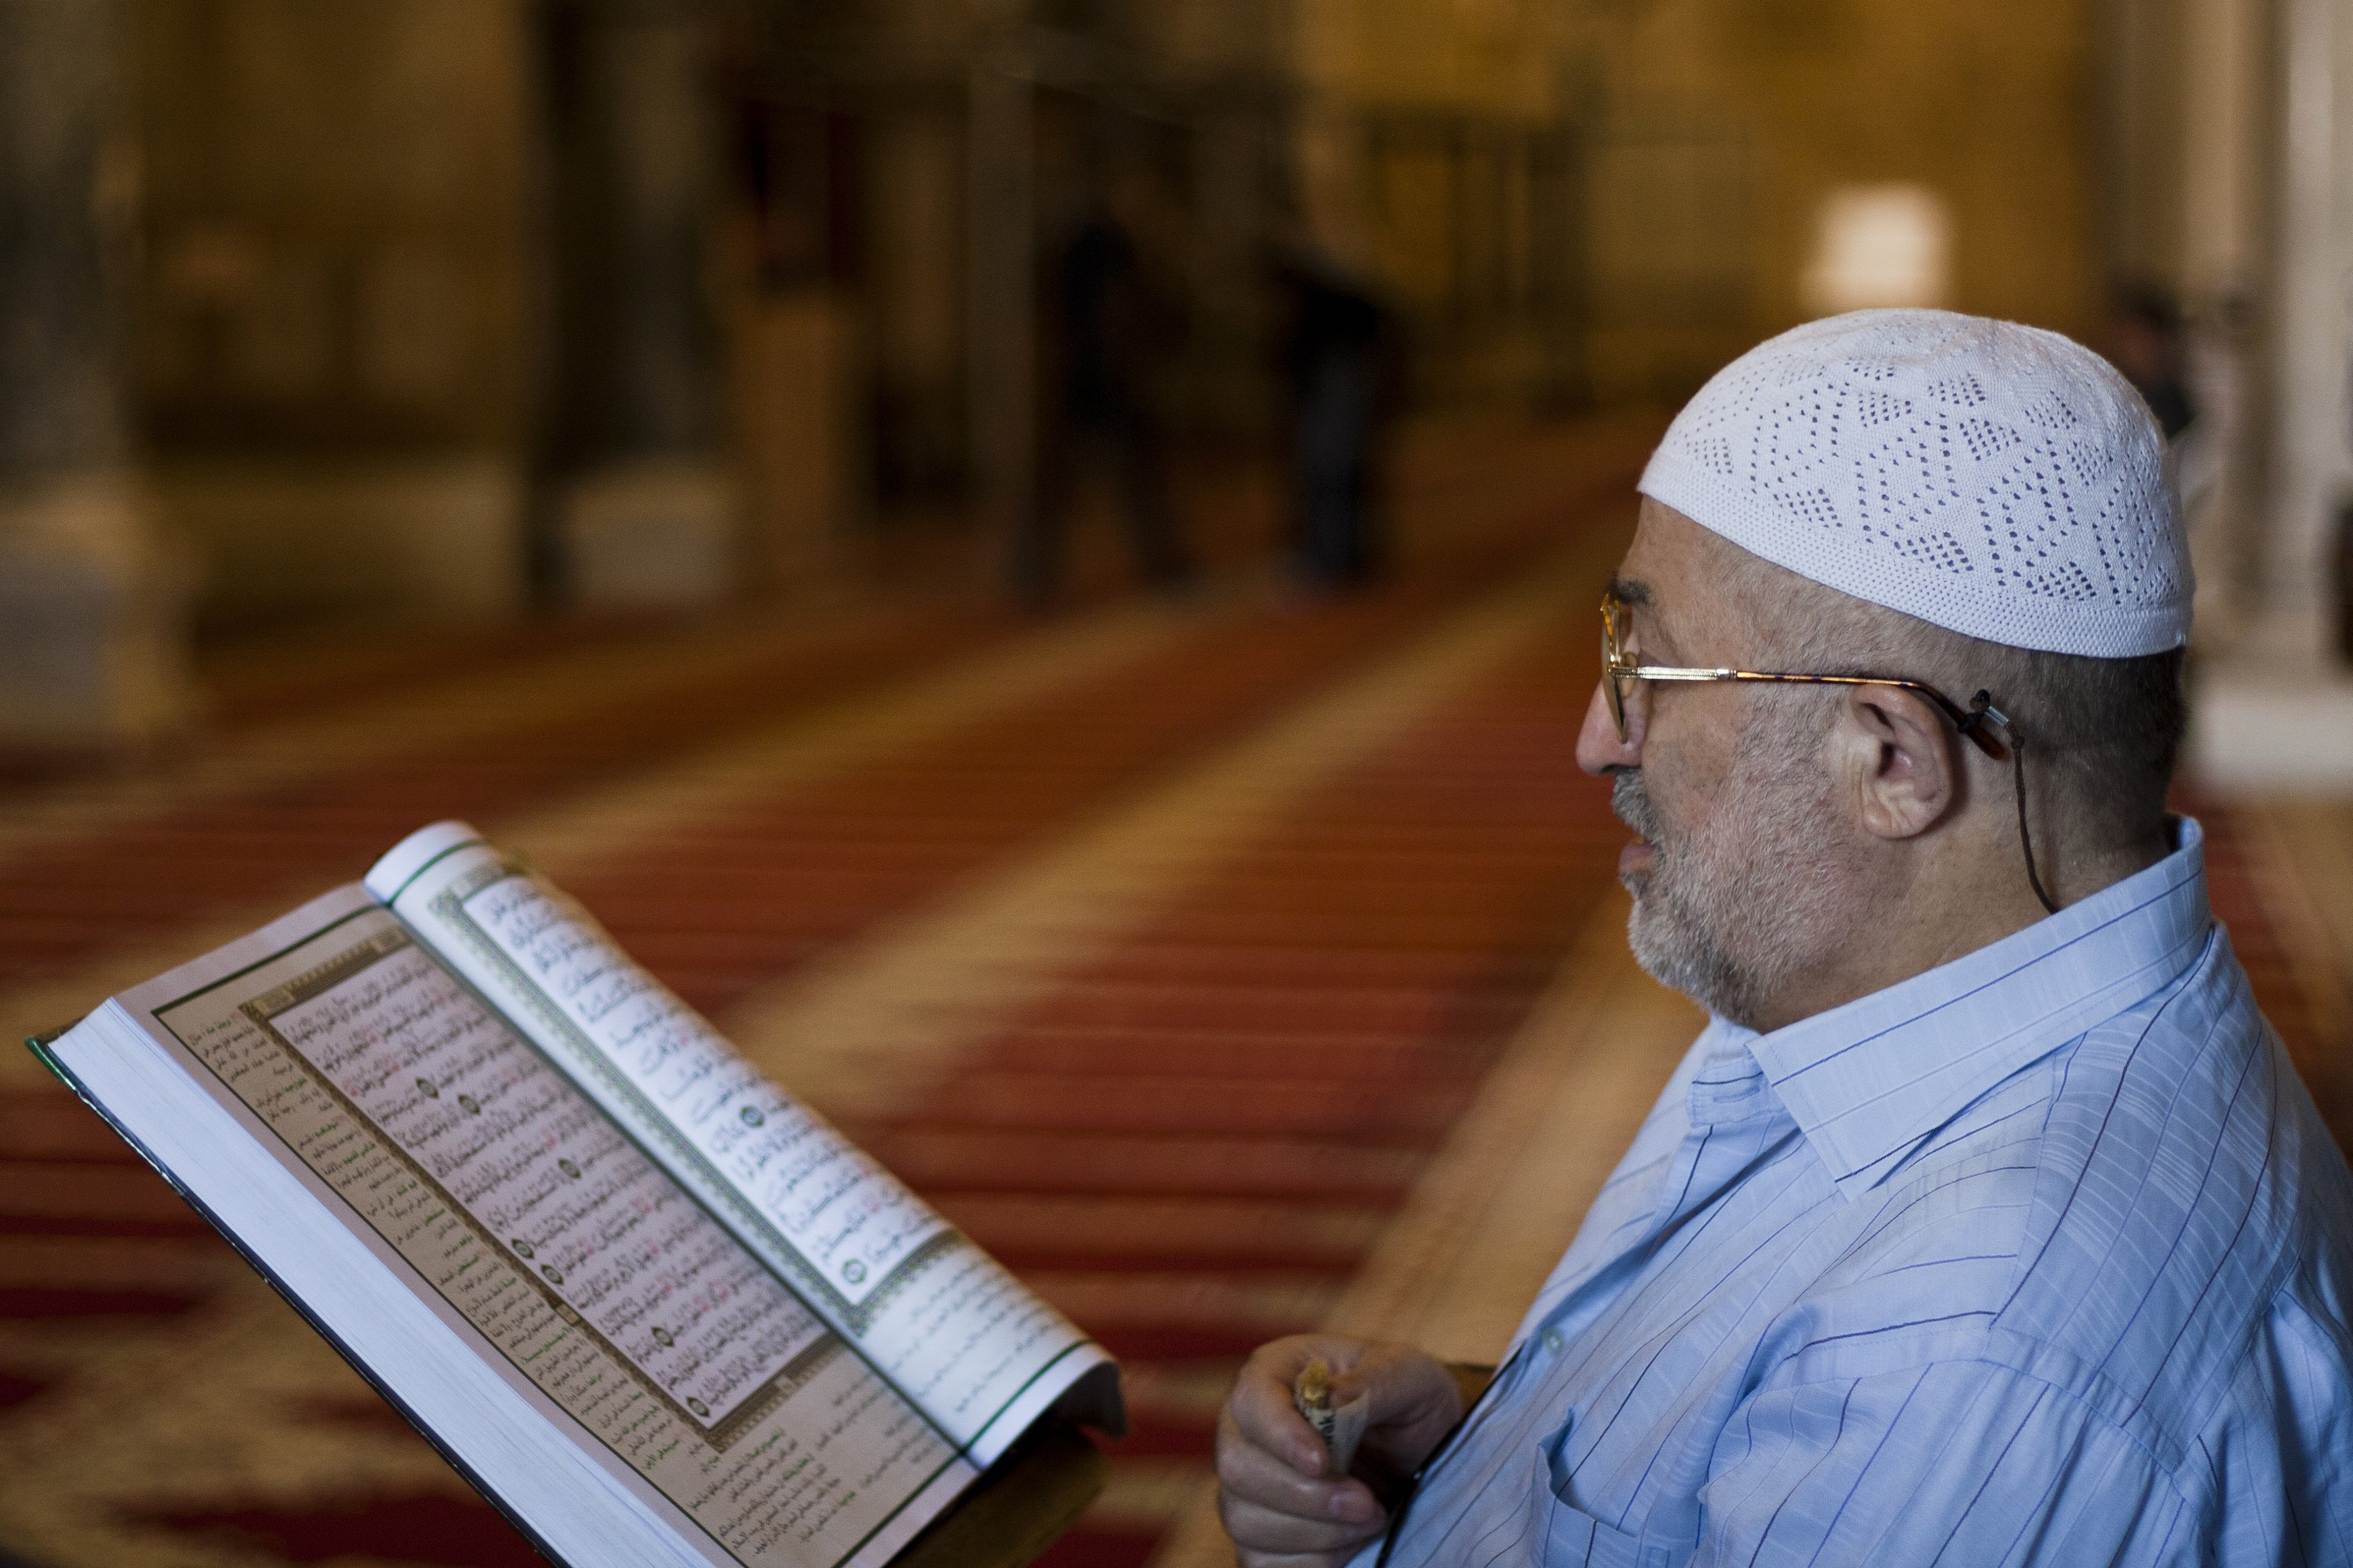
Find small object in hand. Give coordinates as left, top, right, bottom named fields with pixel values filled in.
left=1292, top=1357, right=1370, bottom=1475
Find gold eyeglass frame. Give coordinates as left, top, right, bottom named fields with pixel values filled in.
left=1599, top=590, right=2059, bottom=913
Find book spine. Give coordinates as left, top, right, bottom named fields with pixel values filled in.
left=23, top=1025, right=74, bottom=1083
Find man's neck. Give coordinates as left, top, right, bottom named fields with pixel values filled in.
left=1743, top=825, right=2173, bottom=1036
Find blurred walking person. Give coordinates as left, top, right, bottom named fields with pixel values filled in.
left=2103, top=283, right=2197, bottom=441
left=1273, top=241, right=1397, bottom=590
left=1012, top=171, right=1192, bottom=609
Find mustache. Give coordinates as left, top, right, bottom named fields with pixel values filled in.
left=1611, top=772, right=1661, bottom=843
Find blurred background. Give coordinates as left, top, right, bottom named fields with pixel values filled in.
left=0, top=0, right=2343, bottom=718
left=0, top=1, right=2350, bottom=1566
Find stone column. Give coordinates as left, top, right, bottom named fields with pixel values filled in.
left=2191, top=0, right=2353, bottom=791
left=542, top=0, right=736, bottom=610
left=2176, top=0, right=2267, bottom=646
left=2262, top=0, right=2353, bottom=664
left=0, top=0, right=189, bottom=748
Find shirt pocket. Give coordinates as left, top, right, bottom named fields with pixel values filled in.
left=1541, top=1494, right=1672, bottom=1568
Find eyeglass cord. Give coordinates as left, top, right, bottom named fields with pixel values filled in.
left=1959, top=691, right=2058, bottom=916
left=2010, top=736, right=2057, bottom=914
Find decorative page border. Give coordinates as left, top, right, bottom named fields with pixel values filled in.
left=240, top=928, right=820, bottom=1452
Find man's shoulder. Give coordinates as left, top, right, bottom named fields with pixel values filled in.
left=1998, top=943, right=2353, bottom=1345
left=1980, top=943, right=2353, bottom=1463
left=1781, top=943, right=2353, bottom=1459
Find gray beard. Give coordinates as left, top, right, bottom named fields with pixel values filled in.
left=1610, top=735, right=1853, bottom=1032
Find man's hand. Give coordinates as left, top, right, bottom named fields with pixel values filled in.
left=1214, top=1336, right=1464, bottom=1567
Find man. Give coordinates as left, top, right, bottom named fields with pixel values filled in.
left=1215, top=310, right=2353, bottom=1566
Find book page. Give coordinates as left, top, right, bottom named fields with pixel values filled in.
left=369, top=824, right=1119, bottom=1464
left=134, top=890, right=974, bottom=1568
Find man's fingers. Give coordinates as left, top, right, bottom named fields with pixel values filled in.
left=1217, top=1487, right=1387, bottom=1562
left=1229, top=1359, right=1332, bottom=1476
left=1217, top=1407, right=1383, bottom=1519
left=1217, top=1409, right=1342, bottom=1509
left=1215, top=1335, right=1436, bottom=1564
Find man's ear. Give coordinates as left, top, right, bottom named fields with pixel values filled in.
left=1833, top=685, right=1959, bottom=841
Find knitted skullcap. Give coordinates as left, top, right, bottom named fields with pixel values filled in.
left=1638, top=308, right=2189, bottom=657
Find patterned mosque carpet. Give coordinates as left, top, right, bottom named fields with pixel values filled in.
left=0, top=419, right=2346, bottom=1568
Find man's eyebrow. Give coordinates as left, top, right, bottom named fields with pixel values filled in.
left=1607, top=576, right=1653, bottom=607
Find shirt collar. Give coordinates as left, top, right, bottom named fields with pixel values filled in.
left=1743, top=816, right=2214, bottom=1196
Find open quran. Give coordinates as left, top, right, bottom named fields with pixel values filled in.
left=27, top=821, right=1122, bottom=1568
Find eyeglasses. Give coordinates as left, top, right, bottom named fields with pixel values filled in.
left=1600, top=590, right=2058, bottom=914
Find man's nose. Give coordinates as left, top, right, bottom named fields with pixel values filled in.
left=1576, top=681, right=1641, bottom=776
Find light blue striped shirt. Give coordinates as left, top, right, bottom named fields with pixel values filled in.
left=1383, top=819, right=2353, bottom=1566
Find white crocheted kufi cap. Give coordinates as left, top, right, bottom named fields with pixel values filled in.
left=1638, top=308, right=2190, bottom=658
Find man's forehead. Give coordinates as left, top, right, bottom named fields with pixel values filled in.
left=1612, top=500, right=1721, bottom=621
left=1609, top=527, right=1823, bottom=660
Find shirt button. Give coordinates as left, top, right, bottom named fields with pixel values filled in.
left=1540, top=1327, right=1566, bottom=1356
